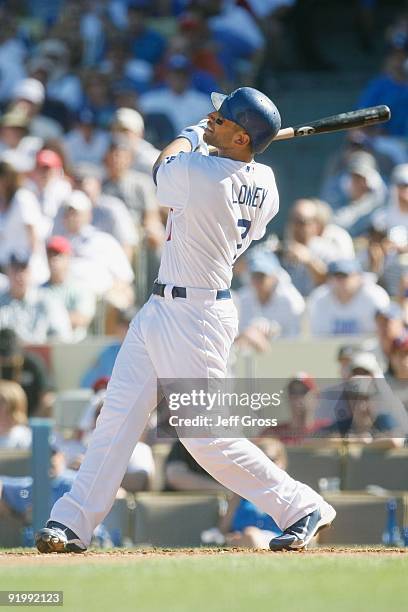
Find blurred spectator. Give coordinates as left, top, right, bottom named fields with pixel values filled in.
left=53, top=163, right=138, bottom=261
left=59, top=385, right=154, bottom=493
left=64, top=108, right=110, bottom=166
left=337, top=344, right=360, bottom=380
left=358, top=49, right=408, bottom=138
left=308, top=259, right=390, bottom=336
left=374, top=302, right=406, bottom=362
left=34, top=39, right=83, bottom=112
left=80, top=307, right=136, bottom=389
left=235, top=251, right=305, bottom=346
left=139, top=54, right=211, bottom=135
left=28, top=149, right=72, bottom=239
left=0, top=380, right=31, bottom=449
left=358, top=220, right=407, bottom=297
left=0, top=18, right=26, bottom=103
left=103, top=140, right=164, bottom=251
left=372, top=164, right=408, bottom=235
left=0, top=108, right=42, bottom=168
left=0, top=254, right=72, bottom=344
left=316, top=367, right=407, bottom=448
left=165, top=439, right=225, bottom=492
left=201, top=0, right=266, bottom=82
left=125, top=2, right=167, bottom=66
left=332, top=156, right=387, bottom=237
left=175, top=13, right=226, bottom=90
left=387, top=333, right=408, bottom=411
left=280, top=198, right=344, bottom=297
left=314, top=199, right=355, bottom=259
left=0, top=448, right=75, bottom=524
left=81, top=71, right=115, bottom=128
left=0, top=160, right=48, bottom=285
left=25, top=55, right=72, bottom=133
left=55, top=190, right=134, bottom=306
left=10, top=77, right=63, bottom=141
left=0, top=328, right=54, bottom=418
left=110, top=107, right=160, bottom=175
left=42, top=236, right=96, bottom=342
left=262, top=374, right=328, bottom=445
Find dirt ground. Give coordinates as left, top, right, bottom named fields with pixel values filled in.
left=0, top=547, right=406, bottom=565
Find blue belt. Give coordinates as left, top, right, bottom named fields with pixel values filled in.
left=152, top=282, right=231, bottom=300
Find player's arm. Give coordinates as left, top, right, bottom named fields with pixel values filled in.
left=152, top=137, right=192, bottom=184
left=152, top=119, right=208, bottom=184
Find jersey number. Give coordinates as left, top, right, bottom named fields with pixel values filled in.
left=237, top=218, right=251, bottom=250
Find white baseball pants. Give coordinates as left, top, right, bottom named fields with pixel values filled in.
left=50, top=289, right=324, bottom=546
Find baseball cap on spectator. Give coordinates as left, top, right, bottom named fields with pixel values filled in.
left=349, top=351, right=382, bottom=376
left=12, top=78, right=45, bottom=105
left=391, top=164, right=408, bottom=186
left=63, top=190, right=92, bottom=212
left=36, top=149, right=63, bottom=169
left=46, top=235, right=72, bottom=256
left=327, top=259, right=362, bottom=276
left=167, top=54, right=192, bottom=72
left=247, top=251, right=281, bottom=276
left=287, top=372, right=317, bottom=395
left=7, top=252, right=30, bottom=268
left=337, top=344, right=358, bottom=361
left=0, top=109, right=30, bottom=129
left=112, top=108, right=144, bottom=134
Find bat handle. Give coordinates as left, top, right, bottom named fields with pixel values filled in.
left=272, top=127, right=295, bottom=141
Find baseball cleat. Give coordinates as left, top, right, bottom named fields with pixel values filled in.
left=269, top=503, right=336, bottom=551
left=35, top=521, right=87, bottom=554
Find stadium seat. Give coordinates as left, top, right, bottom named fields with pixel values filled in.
left=319, top=492, right=406, bottom=545
left=343, top=448, right=408, bottom=491
left=0, top=450, right=31, bottom=477
left=286, top=447, right=343, bottom=491
left=53, top=389, right=93, bottom=431
left=133, top=492, right=224, bottom=547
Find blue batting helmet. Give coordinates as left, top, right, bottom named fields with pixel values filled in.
left=210, top=87, right=281, bottom=154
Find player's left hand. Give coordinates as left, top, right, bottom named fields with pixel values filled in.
left=177, top=119, right=209, bottom=154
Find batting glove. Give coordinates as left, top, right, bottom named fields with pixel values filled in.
left=177, top=119, right=208, bottom=152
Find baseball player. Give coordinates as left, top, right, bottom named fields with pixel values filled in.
left=36, top=87, right=335, bottom=553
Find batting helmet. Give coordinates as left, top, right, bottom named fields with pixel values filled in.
left=210, top=87, right=281, bottom=154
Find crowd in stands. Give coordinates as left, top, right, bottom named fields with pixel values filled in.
left=0, top=0, right=408, bottom=548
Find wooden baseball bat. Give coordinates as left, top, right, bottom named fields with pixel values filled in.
left=273, top=105, right=391, bottom=141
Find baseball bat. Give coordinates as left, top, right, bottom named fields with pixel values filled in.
left=273, top=105, right=391, bottom=141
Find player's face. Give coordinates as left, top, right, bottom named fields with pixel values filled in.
left=204, top=111, right=249, bottom=150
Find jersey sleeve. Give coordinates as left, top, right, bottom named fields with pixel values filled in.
left=155, top=152, right=190, bottom=210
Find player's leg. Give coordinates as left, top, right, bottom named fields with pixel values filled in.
left=148, top=295, right=332, bottom=541
left=38, top=305, right=158, bottom=550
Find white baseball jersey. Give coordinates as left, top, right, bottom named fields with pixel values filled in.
left=156, top=152, right=279, bottom=289
left=308, top=281, right=390, bottom=336
left=49, top=148, right=328, bottom=547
